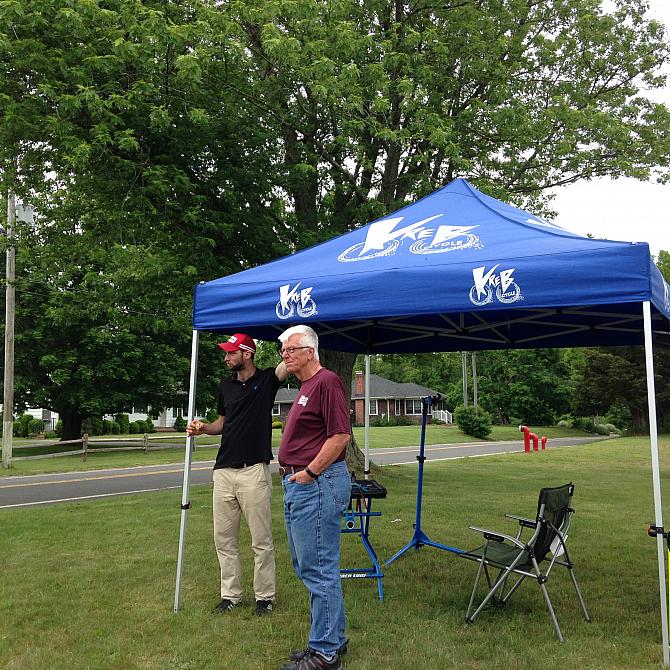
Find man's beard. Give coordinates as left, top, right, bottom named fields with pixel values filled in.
left=227, top=361, right=244, bottom=373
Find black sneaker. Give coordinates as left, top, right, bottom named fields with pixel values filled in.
left=280, top=651, right=341, bottom=670
left=288, top=640, right=348, bottom=662
left=211, top=598, right=236, bottom=614
left=255, top=600, right=273, bottom=616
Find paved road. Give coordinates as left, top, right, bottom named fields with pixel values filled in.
left=0, top=437, right=604, bottom=509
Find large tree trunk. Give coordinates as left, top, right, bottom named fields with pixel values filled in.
left=58, top=406, right=83, bottom=441
left=319, top=348, right=368, bottom=475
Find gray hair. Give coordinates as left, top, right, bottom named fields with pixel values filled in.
left=278, top=324, right=319, bottom=360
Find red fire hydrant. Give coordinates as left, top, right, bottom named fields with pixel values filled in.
left=519, top=425, right=531, bottom=453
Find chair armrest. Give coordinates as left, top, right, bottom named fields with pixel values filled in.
left=505, top=513, right=536, bottom=529
left=468, top=526, right=525, bottom=548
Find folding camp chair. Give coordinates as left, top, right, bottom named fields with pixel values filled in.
left=460, top=482, right=590, bottom=641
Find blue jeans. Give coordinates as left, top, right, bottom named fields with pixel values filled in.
left=282, top=460, right=352, bottom=659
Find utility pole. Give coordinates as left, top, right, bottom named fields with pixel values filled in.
left=461, top=351, right=468, bottom=406
left=2, top=189, right=15, bottom=468
left=472, top=352, right=478, bottom=407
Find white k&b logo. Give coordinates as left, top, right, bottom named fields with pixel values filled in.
left=469, top=264, right=523, bottom=306
left=276, top=282, right=318, bottom=320
left=338, top=214, right=482, bottom=262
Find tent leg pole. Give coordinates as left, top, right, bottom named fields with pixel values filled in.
left=643, top=301, right=669, bottom=666
left=174, top=329, right=200, bottom=613
left=364, top=354, right=370, bottom=480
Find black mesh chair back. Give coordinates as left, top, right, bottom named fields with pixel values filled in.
left=533, top=482, right=574, bottom=563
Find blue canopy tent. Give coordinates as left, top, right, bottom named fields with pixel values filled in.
left=175, top=178, right=670, bottom=661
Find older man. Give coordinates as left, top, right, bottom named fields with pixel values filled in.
left=277, top=324, right=352, bottom=670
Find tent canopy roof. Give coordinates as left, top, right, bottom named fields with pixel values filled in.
left=194, top=179, right=670, bottom=352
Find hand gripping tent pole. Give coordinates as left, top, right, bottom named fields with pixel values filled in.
left=174, top=329, right=200, bottom=612
left=643, top=301, right=670, bottom=666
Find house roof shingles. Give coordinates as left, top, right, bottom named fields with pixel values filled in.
left=351, top=373, right=438, bottom=400
left=273, top=375, right=439, bottom=404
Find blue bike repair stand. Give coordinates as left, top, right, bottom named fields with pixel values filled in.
left=385, top=395, right=463, bottom=565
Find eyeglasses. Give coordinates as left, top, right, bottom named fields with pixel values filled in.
left=280, top=346, right=312, bottom=356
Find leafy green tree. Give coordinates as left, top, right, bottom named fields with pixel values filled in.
left=366, top=352, right=461, bottom=394
left=471, top=349, right=571, bottom=425
left=233, top=0, right=670, bottom=232
left=657, top=251, right=670, bottom=281
left=571, top=346, right=670, bottom=431
left=568, top=250, right=670, bottom=432
left=0, top=0, right=287, bottom=438
left=230, top=0, right=670, bottom=417
left=3, top=0, right=670, bottom=442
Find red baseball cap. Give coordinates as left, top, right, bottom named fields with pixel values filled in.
left=217, top=333, right=256, bottom=353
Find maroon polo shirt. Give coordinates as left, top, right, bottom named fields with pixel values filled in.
left=279, top=368, right=350, bottom=467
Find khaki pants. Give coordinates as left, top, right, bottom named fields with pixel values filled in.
left=212, top=463, right=275, bottom=603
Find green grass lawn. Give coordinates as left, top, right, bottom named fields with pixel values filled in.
left=1, top=436, right=668, bottom=669
left=3, top=424, right=593, bottom=475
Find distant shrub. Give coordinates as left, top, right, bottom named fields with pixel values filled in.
left=128, top=422, right=140, bottom=434
left=135, top=420, right=147, bottom=433
left=44, top=430, right=58, bottom=439
left=271, top=420, right=283, bottom=430
left=454, top=405, right=492, bottom=439
left=102, top=420, right=115, bottom=435
left=84, top=417, right=104, bottom=436
left=28, top=418, right=44, bottom=436
left=173, top=416, right=187, bottom=432
left=206, top=408, right=219, bottom=423
left=56, top=420, right=63, bottom=437
left=603, top=423, right=621, bottom=434
left=593, top=423, right=611, bottom=436
left=573, top=416, right=596, bottom=432
left=144, top=417, right=156, bottom=433
left=16, top=414, right=33, bottom=438
left=556, top=413, right=575, bottom=428
left=369, top=415, right=414, bottom=427
left=115, top=414, right=130, bottom=434
left=605, top=401, right=632, bottom=433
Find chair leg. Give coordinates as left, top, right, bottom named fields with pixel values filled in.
left=466, top=558, right=487, bottom=621
left=560, top=546, right=591, bottom=623
left=538, top=579, right=564, bottom=642
left=466, top=567, right=514, bottom=624
left=568, top=568, right=591, bottom=622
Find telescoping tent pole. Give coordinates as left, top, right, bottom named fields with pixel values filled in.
left=174, top=329, right=200, bottom=612
left=643, top=301, right=669, bottom=667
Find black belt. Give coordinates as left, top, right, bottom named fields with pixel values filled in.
left=226, top=461, right=269, bottom=470
left=279, top=465, right=307, bottom=477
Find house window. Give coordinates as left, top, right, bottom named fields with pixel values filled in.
left=369, top=399, right=378, bottom=416
left=405, top=399, right=422, bottom=415
left=395, top=399, right=401, bottom=416
left=272, top=403, right=280, bottom=416
left=175, top=408, right=183, bottom=418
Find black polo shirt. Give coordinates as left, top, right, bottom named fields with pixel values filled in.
left=213, top=367, right=281, bottom=470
